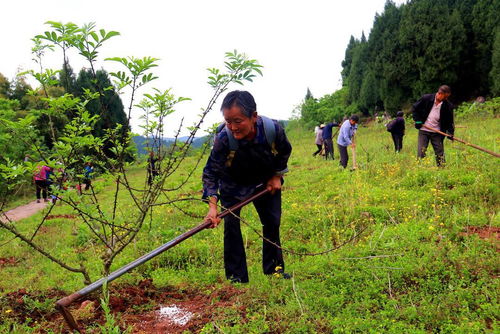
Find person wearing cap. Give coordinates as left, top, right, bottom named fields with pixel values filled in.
left=386, top=111, right=405, bottom=152
left=322, top=121, right=340, bottom=160
left=337, top=115, right=359, bottom=168
left=313, top=124, right=325, bottom=156
left=412, top=85, right=454, bottom=166
left=202, top=90, right=292, bottom=283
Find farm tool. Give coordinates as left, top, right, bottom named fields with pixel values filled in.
left=55, top=187, right=270, bottom=332
left=422, top=125, right=500, bottom=158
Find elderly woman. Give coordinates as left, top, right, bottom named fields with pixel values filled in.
left=202, top=90, right=292, bottom=283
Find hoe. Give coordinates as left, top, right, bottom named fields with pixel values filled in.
left=55, top=187, right=270, bottom=332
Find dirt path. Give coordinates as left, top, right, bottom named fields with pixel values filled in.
left=0, top=200, right=48, bottom=223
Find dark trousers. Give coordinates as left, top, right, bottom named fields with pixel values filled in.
left=221, top=191, right=284, bottom=283
left=35, top=180, right=47, bottom=200
left=324, top=138, right=334, bottom=160
left=417, top=130, right=445, bottom=166
left=338, top=144, right=348, bottom=168
left=147, top=171, right=159, bottom=185
left=391, top=133, right=403, bottom=152
left=83, top=179, right=91, bottom=190
left=312, top=144, right=322, bottom=156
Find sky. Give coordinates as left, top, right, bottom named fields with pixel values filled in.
left=1, top=0, right=406, bottom=136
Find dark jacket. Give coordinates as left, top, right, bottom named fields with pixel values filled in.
left=411, top=94, right=454, bottom=135
left=321, top=122, right=339, bottom=140
left=387, top=116, right=405, bottom=136
left=202, top=116, right=292, bottom=201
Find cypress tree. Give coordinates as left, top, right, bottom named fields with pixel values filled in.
left=491, top=28, right=500, bottom=96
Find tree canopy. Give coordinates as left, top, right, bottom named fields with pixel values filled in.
left=341, top=0, right=499, bottom=114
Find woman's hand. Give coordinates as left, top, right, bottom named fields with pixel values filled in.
left=205, top=197, right=221, bottom=228
left=266, top=175, right=282, bottom=194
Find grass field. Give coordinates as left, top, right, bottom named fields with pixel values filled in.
left=0, top=115, right=498, bottom=333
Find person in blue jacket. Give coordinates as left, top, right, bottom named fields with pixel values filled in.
left=337, top=115, right=359, bottom=168
left=202, top=90, right=292, bottom=283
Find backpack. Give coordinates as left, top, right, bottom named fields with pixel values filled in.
left=216, top=115, right=278, bottom=167
left=386, top=119, right=396, bottom=132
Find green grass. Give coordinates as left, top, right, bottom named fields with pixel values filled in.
left=0, top=116, right=498, bottom=333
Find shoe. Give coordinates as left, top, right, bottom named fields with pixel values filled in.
left=36, top=199, right=40, bottom=203
left=228, top=276, right=248, bottom=284
left=271, top=266, right=292, bottom=279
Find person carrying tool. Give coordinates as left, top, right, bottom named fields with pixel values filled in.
left=386, top=111, right=405, bottom=152
left=412, top=85, right=454, bottom=166
left=202, top=90, right=292, bottom=283
left=337, top=115, right=359, bottom=168
left=322, top=120, right=340, bottom=160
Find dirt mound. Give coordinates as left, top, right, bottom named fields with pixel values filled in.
left=111, top=279, right=247, bottom=333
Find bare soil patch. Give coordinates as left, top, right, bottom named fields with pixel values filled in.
left=0, top=257, right=17, bottom=267
left=0, top=200, right=47, bottom=223
left=2, top=279, right=247, bottom=333
left=461, top=226, right=500, bottom=250
left=462, top=226, right=499, bottom=240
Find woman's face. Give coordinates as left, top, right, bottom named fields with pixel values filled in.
left=223, top=106, right=257, bottom=140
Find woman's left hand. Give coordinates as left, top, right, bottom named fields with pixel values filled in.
left=266, top=175, right=282, bottom=194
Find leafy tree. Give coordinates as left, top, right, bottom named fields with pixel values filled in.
left=338, top=0, right=498, bottom=114
left=74, top=68, right=127, bottom=138
left=347, top=38, right=368, bottom=104
left=59, top=62, right=77, bottom=95
left=0, top=21, right=264, bottom=292
left=305, top=87, right=314, bottom=101
left=471, top=0, right=500, bottom=96
left=9, top=76, right=33, bottom=109
left=491, top=28, right=500, bottom=96
left=300, top=87, right=354, bottom=127
left=0, top=73, right=10, bottom=98
left=341, top=36, right=359, bottom=84
left=358, top=69, right=379, bottom=114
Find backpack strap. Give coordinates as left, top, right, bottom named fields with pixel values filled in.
left=261, top=116, right=278, bottom=156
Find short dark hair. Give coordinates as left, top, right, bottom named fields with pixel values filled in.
left=438, top=85, right=451, bottom=94
left=350, top=114, right=359, bottom=123
left=221, top=90, right=256, bottom=118
left=396, top=111, right=404, bottom=117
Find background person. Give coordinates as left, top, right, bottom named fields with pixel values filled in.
left=337, top=115, right=359, bottom=168
left=33, top=164, right=51, bottom=203
left=147, top=151, right=159, bottom=185
left=322, top=120, right=340, bottom=160
left=386, top=111, right=405, bottom=152
left=313, top=124, right=325, bottom=156
left=412, top=85, right=454, bottom=166
left=83, top=162, right=94, bottom=191
left=202, top=90, right=292, bottom=283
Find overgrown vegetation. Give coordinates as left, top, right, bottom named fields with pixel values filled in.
left=1, top=112, right=498, bottom=333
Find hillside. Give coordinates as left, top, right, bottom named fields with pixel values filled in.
left=0, top=115, right=498, bottom=333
